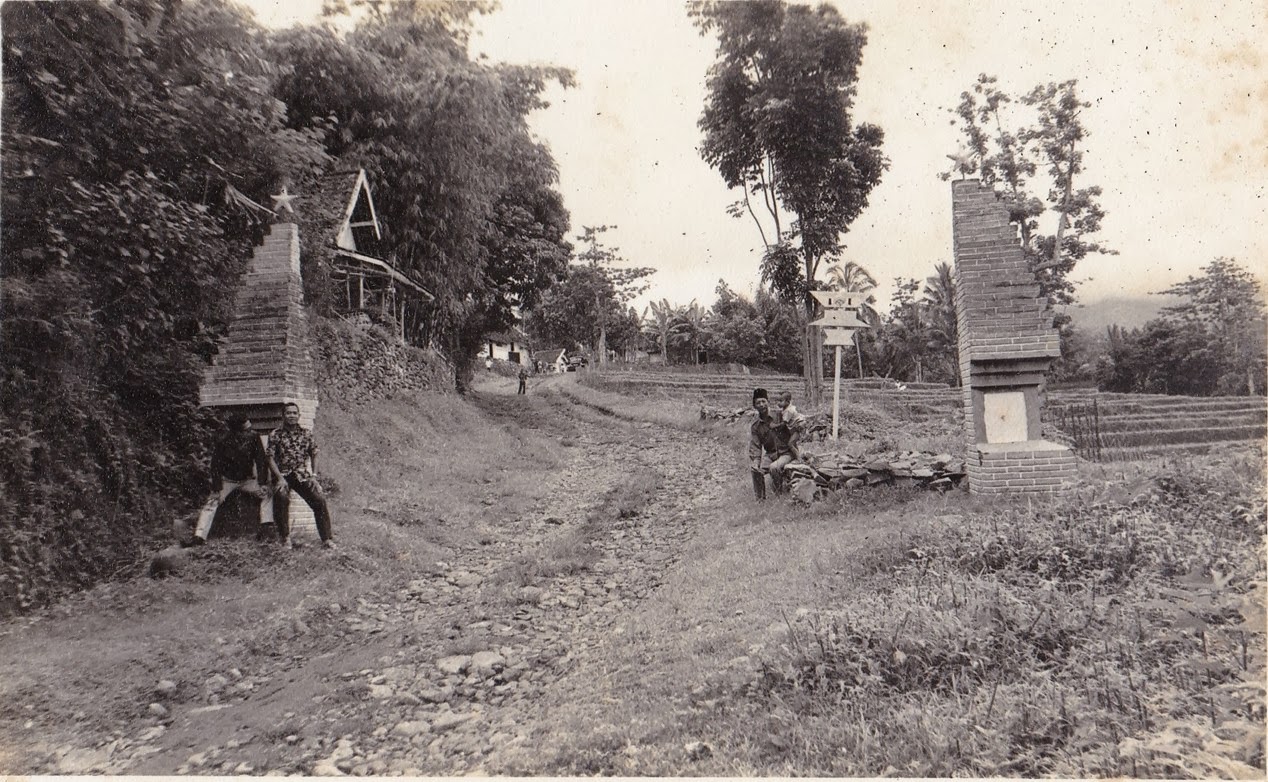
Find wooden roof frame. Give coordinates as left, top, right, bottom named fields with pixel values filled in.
left=329, top=169, right=433, bottom=301
left=335, top=169, right=382, bottom=251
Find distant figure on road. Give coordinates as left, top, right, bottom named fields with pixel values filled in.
left=749, top=388, right=796, bottom=500
left=184, top=414, right=281, bottom=546
left=270, top=402, right=335, bottom=550
left=517, top=365, right=529, bottom=395
left=485, top=358, right=493, bottom=371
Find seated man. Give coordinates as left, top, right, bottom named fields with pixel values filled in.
left=183, top=414, right=280, bottom=546
left=269, top=402, right=336, bottom=550
left=748, top=388, right=797, bottom=500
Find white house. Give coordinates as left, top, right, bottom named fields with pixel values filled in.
left=535, top=347, right=568, bottom=373
left=479, top=327, right=531, bottom=364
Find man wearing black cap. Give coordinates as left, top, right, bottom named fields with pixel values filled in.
left=748, top=388, right=795, bottom=499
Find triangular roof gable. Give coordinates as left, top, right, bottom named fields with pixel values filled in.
left=334, top=169, right=382, bottom=253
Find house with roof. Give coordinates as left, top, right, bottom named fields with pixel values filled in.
left=478, top=326, right=531, bottom=365
left=534, top=347, right=568, bottom=373
left=315, top=169, right=433, bottom=342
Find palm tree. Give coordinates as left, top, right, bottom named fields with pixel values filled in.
left=825, top=260, right=878, bottom=377
left=669, top=300, right=708, bottom=365
left=645, top=299, right=677, bottom=365
left=922, top=262, right=959, bottom=385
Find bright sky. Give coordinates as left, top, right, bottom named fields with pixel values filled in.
left=244, top=0, right=1267, bottom=314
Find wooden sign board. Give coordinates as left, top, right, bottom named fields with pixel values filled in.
left=822, top=327, right=858, bottom=346
left=811, top=290, right=868, bottom=309
left=809, top=309, right=870, bottom=329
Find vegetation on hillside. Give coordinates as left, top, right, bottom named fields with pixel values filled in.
left=1092, top=259, right=1267, bottom=396
left=0, top=0, right=573, bottom=613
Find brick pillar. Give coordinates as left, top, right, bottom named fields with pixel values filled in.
left=200, top=222, right=321, bottom=534
left=951, top=180, right=1076, bottom=496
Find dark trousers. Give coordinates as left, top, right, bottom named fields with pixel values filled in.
left=751, top=468, right=767, bottom=500
left=517, top=379, right=527, bottom=394
left=273, top=474, right=333, bottom=542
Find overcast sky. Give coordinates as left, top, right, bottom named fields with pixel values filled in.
left=245, top=0, right=1267, bottom=315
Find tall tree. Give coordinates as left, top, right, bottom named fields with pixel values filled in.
left=527, top=227, right=653, bottom=363
left=692, top=0, right=888, bottom=401
left=1157, top=258, right=1266, bottom=395
left=269, top=2, right=574, bottom=384
left=945, top=74, right=1112, bottom=307
left=574, top=225, right=654, bottom=366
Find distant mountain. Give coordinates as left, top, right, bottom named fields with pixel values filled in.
left=1060, top=295, right=1181, bottom=335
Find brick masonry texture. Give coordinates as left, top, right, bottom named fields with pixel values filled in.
left=967, top=447, right=1078, bottom=495
left=951, top=179, right=1075, bottom=496
left=199, top=223, right=319, bottom=414
left=200, top=223, right=320, bottom=534
left=950, top=180, right=1063, bottom=364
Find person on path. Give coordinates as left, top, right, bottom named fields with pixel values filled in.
left=185, top=414, right=282, bottom=546
left=517, top=365, right=528, bottom=395
left=748, top=388, right=796, bottom=500
left=269, top=402, right=336, bottom=549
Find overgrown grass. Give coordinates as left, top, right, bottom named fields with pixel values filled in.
left=720, top=455, right=1267, bottom=777
left=534, top=375, right=1266, bottom=778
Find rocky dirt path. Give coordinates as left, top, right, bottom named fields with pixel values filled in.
left=91, top=383, right=738, bottom=776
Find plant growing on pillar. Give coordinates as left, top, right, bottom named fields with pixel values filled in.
left=945, top=74, right=1113, bottom=307
left=691, top=0, right=888, bottom=402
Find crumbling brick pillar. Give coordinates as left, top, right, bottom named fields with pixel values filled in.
left=200, top=222, right=320, bottom=533
left=951, top=180, right=1076, bottom=495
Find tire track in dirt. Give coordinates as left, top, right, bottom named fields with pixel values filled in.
left=127, top=383, right=739, bottom=775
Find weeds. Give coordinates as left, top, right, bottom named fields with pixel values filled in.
left=746, top=459, right=1267, bottom=777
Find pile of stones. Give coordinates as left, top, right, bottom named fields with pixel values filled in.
left=783, top=449, right=967, bottom=502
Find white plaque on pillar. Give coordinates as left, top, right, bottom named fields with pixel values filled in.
left=982, top=390, right=1028, bottom=443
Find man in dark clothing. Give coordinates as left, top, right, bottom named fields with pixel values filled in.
left=748, top=388, right=796, bottom=500
left=186, top=414, right=280, bottom=545
left=269, top=402, right=335, bottom=549
left=517, top=365, right=529, bottom=395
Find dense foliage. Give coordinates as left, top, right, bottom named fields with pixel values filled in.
left=1095, top=259, right=1266, bottom=395
left=268, top=2, right=574, bottom=388
left=523, top=226, right=653, bottom=362
left=0, top=0, right=327, bottom=613
left=691, top=0, right=888, bottom=395
left=0, top=0, right=572, bottom=612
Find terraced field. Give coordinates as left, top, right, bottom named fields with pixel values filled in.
left=580, top=368, right=1266, bottom=461
left=1046, top=390, right=1267, bottom=461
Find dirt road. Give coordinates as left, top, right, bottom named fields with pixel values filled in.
left=0, top=377, right=749, bottom=775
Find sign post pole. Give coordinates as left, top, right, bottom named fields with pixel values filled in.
left=811, top=290, right=873, bottom=444
left=832, top=345, right=842, bottom=440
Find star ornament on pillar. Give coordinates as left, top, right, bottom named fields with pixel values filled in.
left=270, top=186, right=297, bottom=219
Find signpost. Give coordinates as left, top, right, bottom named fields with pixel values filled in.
left=810, top=290, right=873, bottom=440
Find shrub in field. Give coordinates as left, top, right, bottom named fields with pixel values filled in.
left=746, top=458, right=1266, bottom=777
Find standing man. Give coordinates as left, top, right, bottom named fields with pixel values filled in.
left=517, top=364, right=529, bottom=395
left=185, top=414, right=282, bottom=546
left=748, top=388, right=796, bottom=500
left=269, top=402, right=335, bottom=549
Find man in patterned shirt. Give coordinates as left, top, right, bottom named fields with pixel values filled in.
left=269, top=402, right=335, bottom=549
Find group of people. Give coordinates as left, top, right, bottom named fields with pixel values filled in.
left=747, top=387, right=808, bottom=500
left=185, top=402, right=336, bottom=549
